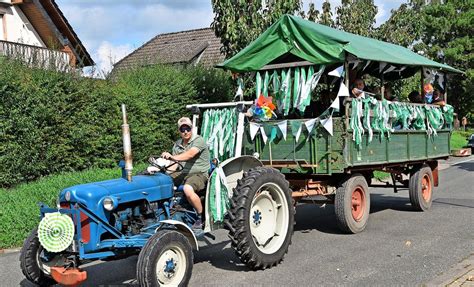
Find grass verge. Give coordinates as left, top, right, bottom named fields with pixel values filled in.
left=451, top=130, right=472, bottom=150
left=0, top=163, right=146, bottom=249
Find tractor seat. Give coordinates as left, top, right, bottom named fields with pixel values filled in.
left=175, top=160, right=216, bottom=194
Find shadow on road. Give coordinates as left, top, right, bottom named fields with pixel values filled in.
left=452, top=161, right=474, bottom=172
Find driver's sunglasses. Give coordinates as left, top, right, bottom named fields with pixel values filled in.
left=179, top=126, right=192, bottom=133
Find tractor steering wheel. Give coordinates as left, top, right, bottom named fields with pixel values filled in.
left=148, top=156, right=184, bottom=173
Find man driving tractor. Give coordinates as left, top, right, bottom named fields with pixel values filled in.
left=161, top=117, right=210, bottom=230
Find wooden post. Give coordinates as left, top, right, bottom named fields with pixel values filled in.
left=344, top=60, right=349, bottom=88
left=444, top=73, right=448, bottom=104
left=420, top=68, right=425, bottom=99
left=380, top=74, right=385, bottom=100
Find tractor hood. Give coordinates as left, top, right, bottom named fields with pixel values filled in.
left=59, top=173, right=174, bottom=210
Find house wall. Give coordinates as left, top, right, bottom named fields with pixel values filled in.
left=2, top=4, right=45, bottom=47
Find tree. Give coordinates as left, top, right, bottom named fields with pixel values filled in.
left=376, top=0, right=425, bottom=47
left=211, top=0, right=302, bottom=58
left=335, top=0, right=377, bottom=36
left=419, top=1, right=473, bottom=119
left=320, top=1, right=335, bottom=27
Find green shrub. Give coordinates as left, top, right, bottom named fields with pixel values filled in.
left=0, top=60, right=231, bottom=188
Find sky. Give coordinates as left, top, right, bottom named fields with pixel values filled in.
left=55, top=0, right=406, bottom=74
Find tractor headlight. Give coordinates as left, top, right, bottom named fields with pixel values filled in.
left=65, top=191, right=71, bottom=202
left=103, top=197, right=116, bottom=211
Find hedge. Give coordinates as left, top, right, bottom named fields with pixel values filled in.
left=0, top=60, right=232, bottom=187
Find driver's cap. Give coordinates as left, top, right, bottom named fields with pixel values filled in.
left=177, top=117, right=192, bottom=128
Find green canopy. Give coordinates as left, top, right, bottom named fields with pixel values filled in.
left=217, top=14, right=462, bottom=75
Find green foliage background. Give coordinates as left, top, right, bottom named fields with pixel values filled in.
left=0, top=60, right=232, bottom=188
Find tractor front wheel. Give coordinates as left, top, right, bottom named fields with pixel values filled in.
left=20, top=228, right=61, bottom=286
left=137, top=230, right=193, bottom=287
left=225, top=167, right=294, bottom=270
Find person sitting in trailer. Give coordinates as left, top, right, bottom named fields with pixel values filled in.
left=383, top=86, right=398, bottom=102
left=431, top=90, right=446, bottom=106
left=408, top=90, right=423, bottom=104
left=351, top=78, right=366, bottom=98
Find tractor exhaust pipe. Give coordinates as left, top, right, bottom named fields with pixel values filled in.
left=121, top=104, right=133, bottom=182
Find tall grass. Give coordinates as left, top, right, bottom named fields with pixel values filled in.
left=0, top=163, right=146, bottom=249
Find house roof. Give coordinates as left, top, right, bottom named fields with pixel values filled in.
left=15, top=0, right=94, bottom=67
left=112, top=28, right=224, bottom=75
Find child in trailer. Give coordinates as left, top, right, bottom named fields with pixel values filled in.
left=351, top=78, right=366, bottom=98
left=431, top=90, right=446, bottom=106
left=408, top=90, right=423, bottom=104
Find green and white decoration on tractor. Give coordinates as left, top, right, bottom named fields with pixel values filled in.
left=38, top=212, right=75, bottom=253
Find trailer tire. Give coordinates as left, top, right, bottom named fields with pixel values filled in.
left=137, top=230, right=193, bottom=287
left=225, top=167, right=294, bottom=270
left=409, top=165, right=433, bottom=211
left=19, top=228, right=57, bottom=286
left=335, top=174, right=370, bottom=234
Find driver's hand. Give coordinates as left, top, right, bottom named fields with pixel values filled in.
left=161, top=152, right=173, bottom=160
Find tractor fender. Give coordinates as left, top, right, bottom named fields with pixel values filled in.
left=204, top=155, right=263, bottom=232
left=156, top=220, right=199, bottom=250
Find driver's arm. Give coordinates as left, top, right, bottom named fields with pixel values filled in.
left=171, top=147, right=200, bottom=161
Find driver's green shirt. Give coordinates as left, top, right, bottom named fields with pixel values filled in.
left=172, top=134, right=210, bottom=174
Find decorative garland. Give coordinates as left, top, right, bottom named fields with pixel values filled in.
left=201, top=108, right=238, bottom=162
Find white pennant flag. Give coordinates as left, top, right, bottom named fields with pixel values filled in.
left=330, top=96, right=340, bottom=110
left=379, top=62, right=387, bottom=72
left=260, top=126, right=268, bottom=144
left=321, top=115, right=333, bottom=136
left=337, top=82, right=350, bottom=97
left=304, top=118, right=318, bottom=135
left=363, top=60, right=371, bottom=71
left=383, top=65, right=397, bottom=74
left=349, top=59, right=362, bottom=70
left=328, top=65, right=344, bottom=78
left=295, top=125, right=303, bottom=142
left=277, top=120, right=288, bottom=141
left=250, top=122, right=260, bottom=140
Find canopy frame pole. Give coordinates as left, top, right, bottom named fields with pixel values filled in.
left=420, top=68, right=424, bottom=99
left=444, top=73, right=448, bottom=104
left=344, top=60, right=349, bottom=88
left=381, top=74, right=385, bottom=100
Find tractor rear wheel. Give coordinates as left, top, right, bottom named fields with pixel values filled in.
left=137, top=230, right=193, bottom=287
left=225, top=167, right=294, bottom=270
left=409, top=165, right=433, bottom=211
left=19, top=228, right=59, bottom=286
left=335, top=174, right=370, bottom=234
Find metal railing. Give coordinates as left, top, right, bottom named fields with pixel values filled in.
left=0, top=40, right=72, bottom=72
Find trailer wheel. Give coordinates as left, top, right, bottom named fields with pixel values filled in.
left=225, top=167, right=294, bottom=270
left=409, top=165, right=433, bottom=211
left=19, top=228, right=60, bottom=286
left=137, top=230, right=193, bottom=287
left=335, top=174, right=370, bottom=234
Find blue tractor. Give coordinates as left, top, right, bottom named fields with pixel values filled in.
left=20, top=103, right=295, bottom=286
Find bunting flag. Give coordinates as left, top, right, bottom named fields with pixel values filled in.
left=272, top=70, right=281, bottom=101
left=255, top=72, right=262, bottom=99
left=269, top=126, right=278, bottom=143
left=330, top=96, right=340, bottom=110
left=383, top=65, right=397, bottom=74
left=337, top=82, right=350, bottom=97
left=235, top=77, right=243, bottom=101
left=304, top=118, right=317, bottom=136
left=363, top=60, right=371, bottom=71
left=290, top=120, right=302, bottom=142
left=328, top=65, right=344, bottom=78
left=250, top=122, right=260, bottom=140
left=277, top=120, right=287, bottom=141
left=260, top=126, right=268, bottom=143
left=281, top=69, right=292, bottom=116
left=293, top=67, right=301, bottom=107
left=262, top=71, right=270, bottom=97
left=379, top=62, right=387, bottom=72
left=321, top=115, right=333, bottom=136
left=349, top=59, right=362, bottom=70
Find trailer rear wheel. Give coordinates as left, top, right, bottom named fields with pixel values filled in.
left=409, top=165, right=433, bottom=211
left=335, top=174, right=370, bottom=234
left=225, top=167, right=294, bottom=270
left=137, top=230, right=193, bottom=287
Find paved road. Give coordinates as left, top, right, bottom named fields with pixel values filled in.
left=1, top=157, right=473, bottom=286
